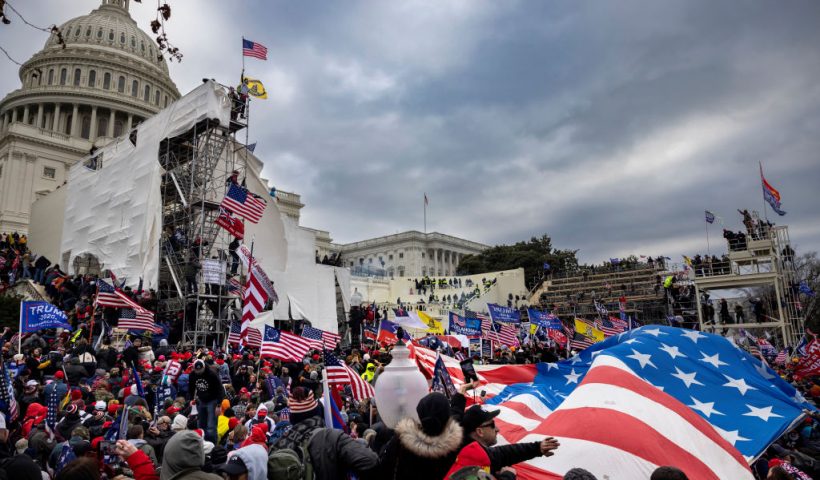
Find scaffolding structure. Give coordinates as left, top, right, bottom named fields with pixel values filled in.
left=694, top=225, right=804, bottom=347
left=157, top=111, right=246, bottom=348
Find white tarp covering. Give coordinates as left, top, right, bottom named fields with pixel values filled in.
left=60, top=81, right=231, bottom=288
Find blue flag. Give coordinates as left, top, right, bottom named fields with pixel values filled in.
left=487, top=303, right=521, bottom=324
left=56, top=443, right=77, bottom=473
left=132, top=367, right=145, bottom=398
left=431, top=354, right=457, bottom=398
left=20, top=301, right=72, bottom=332
left=485, top=326, right=814, bottom=460
left=799, top=281, right=815, bottom=297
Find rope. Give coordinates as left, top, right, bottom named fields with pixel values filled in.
left=5, top=1, right=54, bottom=32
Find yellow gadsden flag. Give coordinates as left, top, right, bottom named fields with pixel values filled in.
left=418, top=310, right=445, bottom=335
left=574, top=318, right=605, bottom=343
left=241, top=77, right=267, bottom=99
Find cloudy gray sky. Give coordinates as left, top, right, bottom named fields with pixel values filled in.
left=2, top=0, right=819, bottom=264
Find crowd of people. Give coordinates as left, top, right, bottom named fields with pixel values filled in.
left=1, top=230, right=819, bottom=480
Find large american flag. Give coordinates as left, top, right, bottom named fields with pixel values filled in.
left=481, top=326, right=812, bottom=479
left=119, top=308, right=156, bottom=331
left=302, top=326, right=341, bottom=350
left=260, top=326, right=312, bottom=362
left=324, top=350, right=374, bottom=401
left=242, top=38, right=268, bottom=60
left=221, top=184, right=266, bottom=224
left=241, top=267, right=268, bottom=347
left=227, top=320, right=261, bottom=348
left=506, top=355, right=753, bottom=479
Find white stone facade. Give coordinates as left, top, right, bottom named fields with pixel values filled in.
left=0, top=0, right=180, bottom=235
left=333, top=231, right=488, bottom=278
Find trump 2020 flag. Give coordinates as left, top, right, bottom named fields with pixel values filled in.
left=20, top=300, right=72, bottom=332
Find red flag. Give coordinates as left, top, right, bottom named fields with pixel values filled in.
left=794, top=339, right=820, bottom=379
left=215, top=207, right=244, bottom=239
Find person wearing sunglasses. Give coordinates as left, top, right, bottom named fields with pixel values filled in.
left=460, top=405, right=560, bottom=477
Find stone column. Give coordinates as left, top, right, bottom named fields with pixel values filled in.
left=22, top=105, right=30, bottom=124
left=125, top=113, right=132, bottom=133
left=1, top=112, right=7, bottom=132
left=35, top=104, right=44, bottom=129
left=11, top=108, right=18, bottom=124
left=89, top=106, right=98, bottom=141
left=52, top=103, right=61, bottom=131
left=107, top=109, right=116, bottom=137
left=433, top=248, right=438, bottom=276
left=70, top=104, right=79, bottom=137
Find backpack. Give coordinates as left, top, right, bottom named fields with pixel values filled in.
left=268, top=421, right=319, bottom=480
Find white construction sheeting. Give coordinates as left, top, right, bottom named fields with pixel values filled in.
left=60, top=81, right=231, bottom=288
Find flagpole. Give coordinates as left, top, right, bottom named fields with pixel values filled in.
left=759, top=162, right=770, bottom=223
left=88, top=281, right=99, bottom=344
left=18, top=300, right=23, bottom=352
left=322, top=353, right=333, bottom=428
left=705, top=215, right=711, bottom=256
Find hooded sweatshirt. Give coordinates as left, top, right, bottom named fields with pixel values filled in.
left=228, top=444, right=268, bottom=480
left=160, top=430, right=221, bottom=480
left=171, top=414, right=188, bottom=432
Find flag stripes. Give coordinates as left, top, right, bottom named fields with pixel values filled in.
left=221, top=184, right=266, bottom=223
left=324, top=350, right=374, bottom=401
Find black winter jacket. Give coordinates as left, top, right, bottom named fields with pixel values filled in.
left=378, top=417, right=464, bottom=480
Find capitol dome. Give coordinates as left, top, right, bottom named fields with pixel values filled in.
left=0, top=0, right=180, bottom=145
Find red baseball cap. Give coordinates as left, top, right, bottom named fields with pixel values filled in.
left=54, top=371, right=65, bottom=380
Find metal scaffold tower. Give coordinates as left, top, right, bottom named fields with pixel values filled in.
left=157, top=111, right=246, bottom=348
left=694, top=225, right=804, bottom=347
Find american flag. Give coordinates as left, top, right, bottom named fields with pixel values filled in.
left=277, top=407, right=290, bottom=422
left=96, top=278, right=133, bottom=308
left=302, top=326, right=341, bottom=350
left=596, top=317, right=624, bottom=337
left=486, top=322, right=519, bottom=347
left=482, top=326, right=810, bottom=478
left=260, top=326, right=312, bottom=362
left=324, top=350, right=374, bottom=401
left=119, top=308, right=156, bottom=331
left=221, top=184, right=266, bottom=224
left=228, top=277, right=244, bottom=297
left=242, top=38, right=268, bottom=60
left=569, top=334, right=594, bottom=350
left=241, top=267, right=268, bottom=347
left=507, top=355, right=754, bottom=479
left=228, top=320, right=262, bottom=348
left=0, top=359, right=19, bottom=421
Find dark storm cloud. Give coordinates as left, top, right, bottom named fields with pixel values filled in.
left=2, top=1, right=819, bottom=263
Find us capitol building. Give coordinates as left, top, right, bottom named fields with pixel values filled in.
left=0, top=0, right=487, bottom=277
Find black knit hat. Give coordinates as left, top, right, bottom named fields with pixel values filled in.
left=416, top=392, right=451, bottom=436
